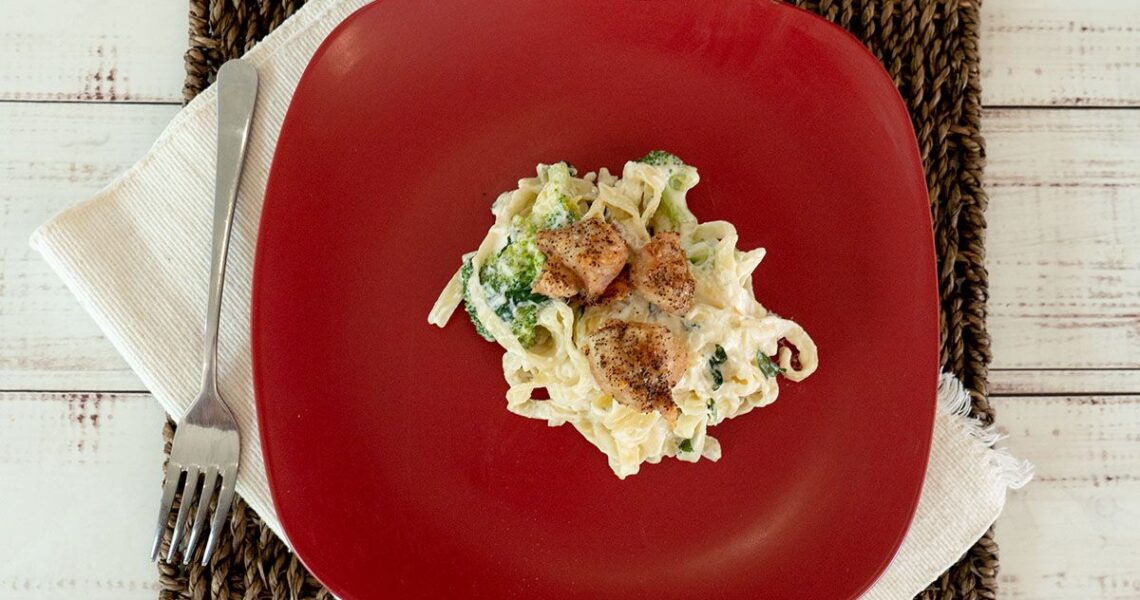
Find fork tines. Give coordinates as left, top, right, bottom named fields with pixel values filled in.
left=151, top=441, right=239, bottom=565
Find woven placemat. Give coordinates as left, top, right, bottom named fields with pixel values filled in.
left=159, top=0, right=992, bottom=598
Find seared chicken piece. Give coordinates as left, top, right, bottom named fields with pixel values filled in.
left=536, top=218, right=629, bottom=297
left=586, top=320, right=688, bottom=419
left=532, top=259, right=582, bottom=299
left=630, top=232, right=695, bottom=315
left=582, top=267, right=633, bottom=307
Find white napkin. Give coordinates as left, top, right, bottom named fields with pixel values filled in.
left=30, top=0, right=1031, bottom=596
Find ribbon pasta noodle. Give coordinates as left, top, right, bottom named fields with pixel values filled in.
left=430, top=153, right=817, bottom=478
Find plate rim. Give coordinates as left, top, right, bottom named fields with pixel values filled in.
left=251, top=1, right=940, bottom=597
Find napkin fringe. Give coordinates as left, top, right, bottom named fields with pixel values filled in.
left=938, top=374, right=1034, bottom=491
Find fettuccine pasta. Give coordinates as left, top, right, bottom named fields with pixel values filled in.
left=429, top=153, right=817, bottom=478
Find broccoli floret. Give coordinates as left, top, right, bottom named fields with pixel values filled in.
left=508, top=302, right=542, bottom=347
left=637, top=151, right=698, bottom=232
left=475, top=234, right=549, bottom=348
left=638, top=150, right=685, bottom=167
left=460, top=258, right=494, bottom=341
left=482, top=234, right=545, bottom=291
left=529, top=162, right=580, bottom=231
left=461, top=247, right=547, bottom=346
left=461, top=162, right=583, bottom=347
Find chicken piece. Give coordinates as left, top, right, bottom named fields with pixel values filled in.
left=582, top=267, right=632, bottom=307
left=532, top=259, right=582, bottom=299
left=536, top=218, right=629, bottom=297
left=586, top=320, right=688, bottom=419
left=630, top=231, right=695, bottom=315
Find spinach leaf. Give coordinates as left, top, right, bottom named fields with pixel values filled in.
left=757, top=352, right=786, bottom=379
left=708, top=344, right=728, bottom=390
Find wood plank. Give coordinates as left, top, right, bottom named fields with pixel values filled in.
left=992, top=369, right=1140, bottom=397
left=1, top=392, right=1135, bottom=600
left=0, top=392, right=165, bottom=599
left=994, top=395, right=1140, bottom=599
left=3, top=105, right=1138, bottom=389
left=981, top=0, right=1140, bottom=107
left=0, top=0, right=1137, bottom=107
left=986, top=108, right=1140, bottom=371
left=0, top=102, right=177, bottom=390
left=0, top=0, right=185, bottom=103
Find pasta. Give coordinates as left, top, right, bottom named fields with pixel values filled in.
left=429, top=153, right=818, bottom=478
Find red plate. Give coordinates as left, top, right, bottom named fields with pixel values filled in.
left=254, top=0, right=938, bottom=598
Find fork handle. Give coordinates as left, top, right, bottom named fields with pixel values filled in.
left=201, top=59, right=258, bottom=392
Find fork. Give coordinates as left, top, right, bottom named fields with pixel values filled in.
left=151, top=58, right=258, bottom=566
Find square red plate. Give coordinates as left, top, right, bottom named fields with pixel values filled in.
left=253, top=0, right=939, bottom=598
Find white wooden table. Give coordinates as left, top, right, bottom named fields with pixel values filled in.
left=1, top=1, right=1137, bottom=598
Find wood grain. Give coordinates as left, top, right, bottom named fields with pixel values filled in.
left=1, top=0, right=1138, bottom=107
left=0, top=392, right=165, bottom=600
left=0, top=0, right=1137, bottom=598
left=0, top=0, right=185, bottom=103
left=4, top=104, right=1136, bottom=389
left=994, top=395, right=1140, bottom=599
left=987, top=108, right=1140, bottom=371
left=992, top=370, right=1140, bottom=397
left=3, top=390, right=1134, bottom=600
left=981, top=0, right=1140, bottom=107
left=1, top=102, right=176, bottom=390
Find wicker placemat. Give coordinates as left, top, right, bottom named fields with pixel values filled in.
left=159, top=0, right=992, bottom=597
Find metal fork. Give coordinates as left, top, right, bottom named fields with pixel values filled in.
left=151, top=59, right=258, bottom=566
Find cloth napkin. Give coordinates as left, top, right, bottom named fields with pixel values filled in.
left=30, top=0, right=1031, bottom=596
